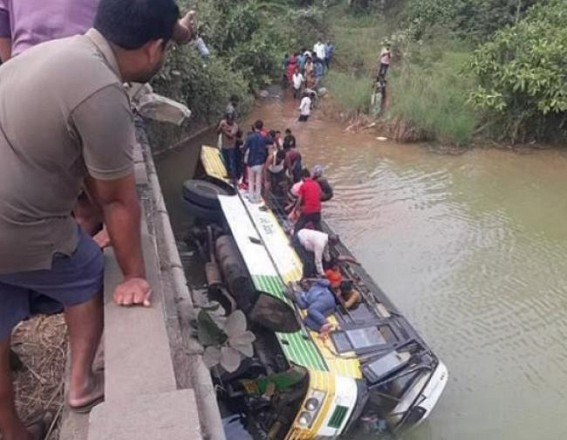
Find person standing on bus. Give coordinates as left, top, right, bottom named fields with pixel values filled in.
left=244, top=120, right=272, bottom=203
left=217, top=113, right=239, bottom=179
left=292, top=168, right=322, bottom=232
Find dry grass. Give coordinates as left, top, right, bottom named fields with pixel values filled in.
left=9, top=315, right=68, bottom=440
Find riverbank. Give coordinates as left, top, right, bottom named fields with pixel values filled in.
left=320, top=1, right=566, bottom=148
left=154, top=93, right=567, bottom=440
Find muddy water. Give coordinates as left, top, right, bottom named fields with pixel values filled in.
left=156, top=94, right=567, bottom=440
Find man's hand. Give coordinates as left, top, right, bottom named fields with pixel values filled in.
left=93, top=226, right=111, bottom=249
left=114, top=277, right=151, bottom=307
left=173, top=10, right=197, bottom=45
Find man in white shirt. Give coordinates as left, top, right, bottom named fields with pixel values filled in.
left=298, top=92, right=313, bottom=122
left=378, top=44, right=391, bottom=78
left=295, top=229, right=340, bottom=277
left=313, top=40, right=326, bottom=63
left=292, top=70, right=304, bottom=99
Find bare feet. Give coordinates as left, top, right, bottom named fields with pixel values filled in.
left=68, top=371, right=104, bottom=413
left=319, top=323, right=334, bottom=340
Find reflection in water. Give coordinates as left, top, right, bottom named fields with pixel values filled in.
left=156, top=95, right=567, bottom=440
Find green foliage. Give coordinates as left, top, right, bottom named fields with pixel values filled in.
left=406, top=0, right=539, bottom=42
left=151, top=0, right=328, bottom=123
left=330, top=11, right=387, bottom=76
left=389, top=48, right=479, bottom=146
left=325, top=71, right=373, bottom=117
left=152, top=48, right=253, bottom=123
left=469, top=0, right=567, bottom=142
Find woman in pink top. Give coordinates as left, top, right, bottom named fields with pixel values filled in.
left=0, top=0, right=194, bottom=62
left=0, top=0, right=99, bottom=61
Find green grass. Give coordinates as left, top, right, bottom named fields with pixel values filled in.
left=323, top=4, right=481, bottom=146
left=389, top=48, right=479, bottom=146
left=324, top=70, right=373, bottom=117
left=330, top=9, right=388, bottom=77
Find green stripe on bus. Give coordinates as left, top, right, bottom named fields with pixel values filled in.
left=251, top=275, right=328, bottom=371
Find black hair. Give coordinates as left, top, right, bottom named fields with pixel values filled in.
left=254, top=120, right=264, bottom=130
left=269, top=129, right=277, bottom=138
left=301, top=168, right=311, bottom=178
left=276, top=150, right=286, bottom=161
left=229, top=94, right=239, bottom=104
left=285, top=128, right=292, bottom=134
left=276, top=130, right=281, bottom=134
left=94, top=0, right=179, bottom=50
left=340, top=280, right=353, bottom=294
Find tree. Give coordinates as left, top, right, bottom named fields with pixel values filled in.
left=469, top=0, right=567, bottom=142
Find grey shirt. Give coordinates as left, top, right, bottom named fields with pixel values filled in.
left=0, top=29, right=134, bottom=274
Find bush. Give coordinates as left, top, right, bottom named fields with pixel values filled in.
left=151, top=0, right=329, bottom=123
left=469, top=0, right=567, bottom=143
left=389, top=49, right=478, bottom=146
left=152, top=48, right=253, bottom=123
left=405, top=0, right=539, bottom=42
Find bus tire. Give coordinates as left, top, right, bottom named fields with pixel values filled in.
left=182, top=198, right=224, bottom=223
left=182, top=179, right=232, bottom=209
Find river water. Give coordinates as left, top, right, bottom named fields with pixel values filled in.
left=156, top=94, right=567, bottom=440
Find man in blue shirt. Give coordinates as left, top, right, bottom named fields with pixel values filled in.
left=325, top=41, right=336, bottom=69
left=243, top=120, right=272, bottom=203
left=314, top=56, right=325, bottom=87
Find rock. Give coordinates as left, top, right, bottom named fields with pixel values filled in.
left=376, top=136, right=388, bottom=141
left=318, top=87, right=328, bottom=97
left=136, top=93, right=192, bottom=126
left=258, top=90, right=270, bottom=99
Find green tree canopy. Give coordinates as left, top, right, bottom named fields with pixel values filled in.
left=469, top=0, right=567, bottom=142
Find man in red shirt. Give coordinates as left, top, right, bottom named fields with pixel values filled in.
left=293, top=168, right=323, bottom=233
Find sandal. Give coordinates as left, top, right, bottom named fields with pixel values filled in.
left=26, top=411, right=54, bottom=440
left=68, top=372, right=105, bottom=414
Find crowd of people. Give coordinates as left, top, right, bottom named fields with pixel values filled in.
left=281, top=39, right=336, bottom=122
left=217, top=93, right=365, bottom=339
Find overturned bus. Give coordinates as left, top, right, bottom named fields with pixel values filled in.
left=182, top=146, right=448, bottom=439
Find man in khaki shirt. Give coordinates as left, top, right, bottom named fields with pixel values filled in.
left=0, top=0, right=180, bottom=438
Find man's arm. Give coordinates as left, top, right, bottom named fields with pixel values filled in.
left=72, top=84, right=150, bottom=306
left=0, top=37, right=10, bottom=62
left=337, top=255, right=360, bottom=265
left=86, top=175, right=143, bottom=277
left=85, top=174, right=150, bottom=307
left=314, top=243, right=325, bottom=276
left=0, top=4, right=11, bottom=62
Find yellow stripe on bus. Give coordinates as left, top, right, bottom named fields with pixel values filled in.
left=286, top=371, right=336, bottom=440
left=201, top=145, right=228, bottom=182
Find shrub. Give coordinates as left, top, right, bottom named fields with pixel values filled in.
left=152, top=48, right=253, bottom=123
left=389, top=49, right=478, bottom=146
left=469, top=0, right=567, bottom=143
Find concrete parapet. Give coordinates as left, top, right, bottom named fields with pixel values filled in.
left=59, top=120, right=222, bottom=440
left=88, top=390, right=201, bottom=440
